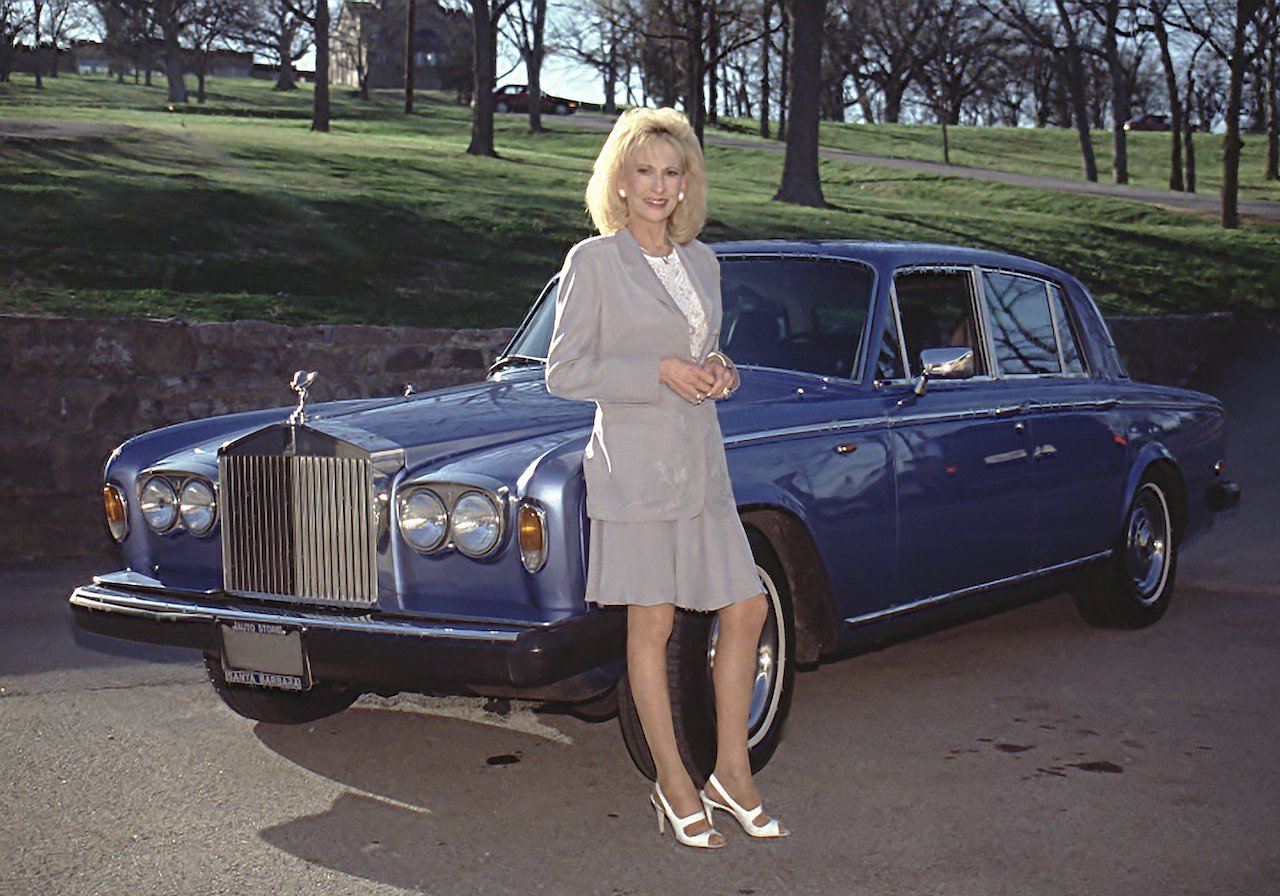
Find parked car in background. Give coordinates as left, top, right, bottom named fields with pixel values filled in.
left=70, top=241, right=1239, bottom=779
left=492, top=83, right=578, bottom=115
left=1124, top=113, right=1172, bottom=131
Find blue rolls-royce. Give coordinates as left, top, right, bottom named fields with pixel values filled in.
left=69, top=241, right=1240, bottom=778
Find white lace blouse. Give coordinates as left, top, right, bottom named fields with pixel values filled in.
left=644, top=250, right=708, bottom=359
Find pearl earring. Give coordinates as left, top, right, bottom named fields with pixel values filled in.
left=618, top=188, right=627, bottom=199
left=678, top=191, right=685, bottom=202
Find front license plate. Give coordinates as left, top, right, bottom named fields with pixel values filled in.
left=218, top=620, right=310, bottom=692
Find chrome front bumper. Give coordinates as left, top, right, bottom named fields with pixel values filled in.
left=69, top=579, right=624, bottom=698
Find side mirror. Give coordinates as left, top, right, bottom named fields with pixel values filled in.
left=914, top=347, right=975, bottom=395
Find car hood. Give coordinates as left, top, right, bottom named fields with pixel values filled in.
left=132, top=366, right=868, bottom=486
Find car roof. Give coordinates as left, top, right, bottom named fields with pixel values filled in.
left=711, top=239, right=1071, bottom=282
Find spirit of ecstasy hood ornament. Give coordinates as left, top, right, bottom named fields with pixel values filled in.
left=288, top=370, right=318, bottom=426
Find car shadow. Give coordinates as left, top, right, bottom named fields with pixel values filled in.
left=252, top=703, right=632, bottom=886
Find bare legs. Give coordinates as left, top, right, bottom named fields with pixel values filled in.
left=626, top=603, right=722, bottom=844
left=707, top=592, right=782, bottom=831
left=627, top=592, right=782, bottom=842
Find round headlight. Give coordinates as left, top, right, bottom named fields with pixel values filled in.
left=452, top=490, right=502, bottom=557
left=399, top=489, right=448, bottom=552
left=179, top=479, right=217, bottom=536
left=140, top=477, right=178, bottom=533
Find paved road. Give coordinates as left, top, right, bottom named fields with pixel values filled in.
left=564, top=112, right=1280, bottom=222
left=2, top=334, right=1277, bottom=896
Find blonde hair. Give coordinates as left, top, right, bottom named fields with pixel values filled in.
left=584, top=107, right=708, bottom=244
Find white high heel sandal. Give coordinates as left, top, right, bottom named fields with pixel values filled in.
left=650, top=783, right=725, bottom=849
left=700, top=773, right=789, bottom=839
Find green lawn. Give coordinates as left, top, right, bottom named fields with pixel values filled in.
left=1, top=73, right=1276, bottom=328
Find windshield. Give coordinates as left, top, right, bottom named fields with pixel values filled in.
left=499, top=256, right=875, bottom=380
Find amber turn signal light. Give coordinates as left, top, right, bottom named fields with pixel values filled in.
left=103, top=484, right=129, bottom=542
left=517, top=502, right=547, bottom=573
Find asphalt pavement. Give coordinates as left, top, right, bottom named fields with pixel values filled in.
left=1, top=332, right=1277, bottom=896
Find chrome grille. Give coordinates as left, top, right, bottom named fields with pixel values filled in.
left=220, top=454, right=378, bottom=606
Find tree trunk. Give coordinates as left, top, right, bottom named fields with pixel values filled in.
left=467, top=0, right=500, bottom=156
left=773, top=0, right=825, bottom=207
left=1056, top=0, right=1097, bottom=182
left=707, top=1, right=719, bottom=126
left=687, top=0, right=706, bottom=143
left=404, top=0, right=416, bottom=113
left=1266, top=0, right=1279, bottom=180
left=197, top=67, right=206, bottom=103
left=604, top=33, right=617, bottom=115
left=1220, top=2, right=1256, bottom=229
left=778, top=1, right=789, bottom=141
left=275, top=21, right=297, bottom=91
left=162, top=17, right=187, bottom=103
left=1151, top=2, right=1184, bottom=191
left=313, top=0, right=331, bottom=132
left=525, top=0, right=547, bottom=134
left=32, top=2, right=43, bottom=89
left=759, top=0, right=771, bottom=138
left=1102, top=1, right=1129, bottom=184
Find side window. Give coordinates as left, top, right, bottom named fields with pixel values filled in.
left=892, top=268, right=987, bottom=377
left=1048, top=284, right=1086, bottom=375
left=721, top=258, right=873, bottom=379
left=981, top=270, right=1060, bottom=376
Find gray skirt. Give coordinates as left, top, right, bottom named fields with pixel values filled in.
left=584, top=505, right=763, bottom=612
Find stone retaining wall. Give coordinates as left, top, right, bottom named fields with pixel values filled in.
left=0, top=312, right=1235, bottom=561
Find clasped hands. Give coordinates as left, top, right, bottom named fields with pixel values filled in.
left=659, top=355, right=735, bottom=405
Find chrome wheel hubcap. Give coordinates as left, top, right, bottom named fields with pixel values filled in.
left=1126, top=483, right=1171, bottom=605
left=708, top=564, right=786, bottom=747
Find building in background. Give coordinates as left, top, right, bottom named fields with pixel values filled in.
left=332, top=0, right=470, bottom=94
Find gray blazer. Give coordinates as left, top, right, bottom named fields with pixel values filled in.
left=545, top=229, right=737, bottom=523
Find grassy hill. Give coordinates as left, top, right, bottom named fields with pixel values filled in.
left=1, top=73, right=1276, bottom=328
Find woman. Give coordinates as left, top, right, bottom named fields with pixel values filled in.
left=545, top=107, right=788, bottom=849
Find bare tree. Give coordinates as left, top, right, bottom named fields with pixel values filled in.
left=1079, top=0, right=1138, bottom=183
left=551, top=0, right=631, bottom=114
left=403, top=0, right=414, bottom=111
left=1142, top=0, right=1187, bottom=189
left=774, top=0, right=825, bottom=205
left=0, top=0, right=28, bottom=82
left=467, top=0, right=517, bottom=155
left=242, top=0, right=311, bottom=91
left=188, top=0, right=252, bottom=102
left=852, top=0, right=932, bottom=123
left=1264, top=0, right=1278, bottom=177
left=282, top=0, right=330, bottom=130
left=983, top=0, right=1099, bottom=181
left=505, top=0, right=548, bottom=132
left=1176, top=0, right=1268, bottom=227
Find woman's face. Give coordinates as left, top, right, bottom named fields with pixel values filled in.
left=619, top=137, right=686, bottom=230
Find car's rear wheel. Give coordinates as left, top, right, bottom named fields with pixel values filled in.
left=555, top=103, right=569, bottom=115
left=203, top=653, right=358, bottom=724
left=616, top=529, right=795, bottom=783
left=495, top=101, right=510, bottom=113
left=1073, top=474, right=1179, bottom=629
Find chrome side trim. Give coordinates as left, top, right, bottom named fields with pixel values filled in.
left=70, top=584, right=527, bottom=643
left=842, top=550, right=1112, bottom=628
left=723, top=417, right=884, bottom=448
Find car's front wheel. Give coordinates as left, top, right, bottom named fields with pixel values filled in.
left=495, top=101, right=510, bottom=114
left=203, top=653, right=358, bottom=724
left=616, top=529, right=796, bottom=783
left=1073, top=473, right=1179, bottom=629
